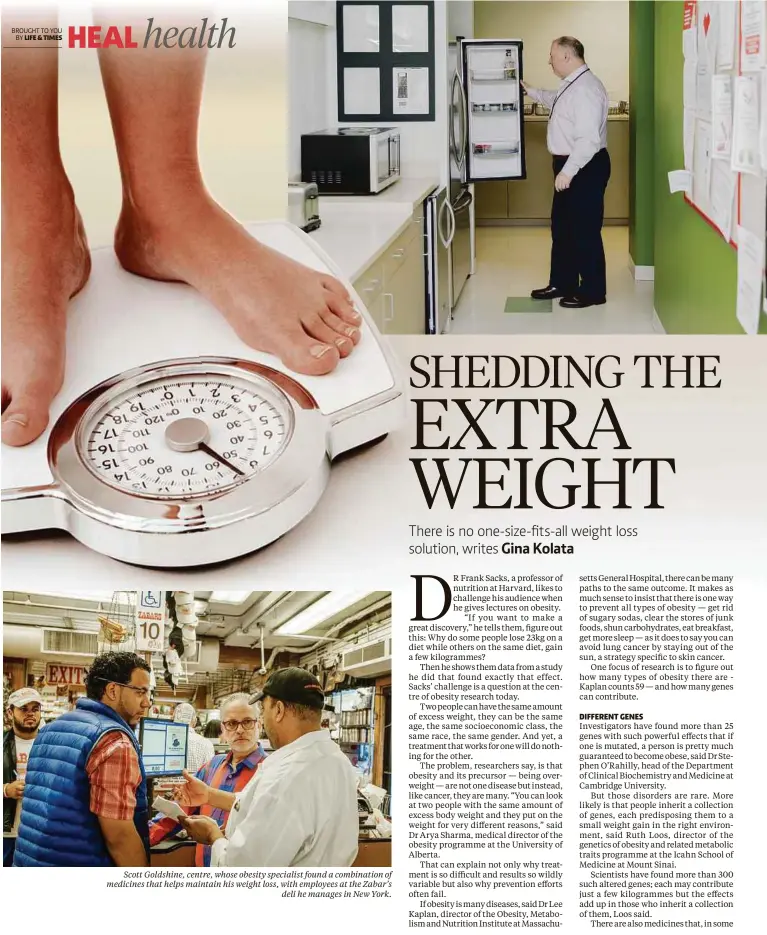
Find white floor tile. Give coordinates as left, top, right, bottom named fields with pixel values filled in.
left=449, top=226, right=656, bottom=335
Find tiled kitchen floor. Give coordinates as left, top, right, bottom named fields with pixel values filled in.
left=449, top=226, right=658, bottom=334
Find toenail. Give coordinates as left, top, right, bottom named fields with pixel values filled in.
left=3, top=414, right=28, bottom=427
left=351, top=310, right=362, bottom=323
left=311, top=344, right=332, bottom=358
left=334, top=337, right=349, bottom=349
left=345, top=326, right=359, bottom=339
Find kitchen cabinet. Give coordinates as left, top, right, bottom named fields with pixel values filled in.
left=352, top=207, right=426, bottom=335
left=475, top=116, right=630, bottom=223
left=288, top=2, right=335, bottom=27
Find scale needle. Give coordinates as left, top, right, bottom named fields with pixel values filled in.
left=199, top=442, right=245, bottom=476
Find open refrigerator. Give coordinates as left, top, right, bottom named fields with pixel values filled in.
left=461, top=39, right=526, bottom=183
left=443, top=34, right=526, bottom=331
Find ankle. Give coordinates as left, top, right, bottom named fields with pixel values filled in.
left=3, top=167, right=76, bottom=224
left=120, top=162, right=209, bottom=226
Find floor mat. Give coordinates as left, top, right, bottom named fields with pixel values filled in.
left=504, top=296, right=553, bottom=314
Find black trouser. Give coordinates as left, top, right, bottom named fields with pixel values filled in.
left=549, top=148, right=611, bottom=300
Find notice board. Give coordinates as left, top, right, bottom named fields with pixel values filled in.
left=682, top=0, right=766, bottom=250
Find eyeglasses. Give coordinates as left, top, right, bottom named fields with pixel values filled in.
left=95, top=677, right=151, bottom=699
left=222, top=718, right=257, bottom=732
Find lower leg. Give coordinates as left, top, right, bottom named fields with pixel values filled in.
left=572, top=167, right=607, bottom=300
left=549, top=190, right=577, bottom=294
left=98, top=36, right=360, bottom=376
left=1, top=12, right=90, bottom=446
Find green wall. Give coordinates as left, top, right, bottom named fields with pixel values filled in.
left=629, top=1, right=655, bottom=267
left=653, top=1, right=750, bottom=333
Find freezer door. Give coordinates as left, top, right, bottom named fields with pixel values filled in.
left=462, top=39, right=527, bottom=182
left=451, top=190, right=472, bottom=308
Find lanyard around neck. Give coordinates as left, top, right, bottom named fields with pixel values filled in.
left=549, top=67, right=590, bottom=118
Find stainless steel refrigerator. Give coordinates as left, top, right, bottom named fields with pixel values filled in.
left=447, top=30, right=526, bottom=321
left=425, top=187, right=451, bottom=335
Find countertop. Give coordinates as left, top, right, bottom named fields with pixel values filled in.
left=523, top=113, right=629, bottom=123
left=308, top=176, right=438, bottom=282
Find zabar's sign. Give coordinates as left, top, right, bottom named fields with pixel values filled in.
left=46, top=664, right=87, bottom=686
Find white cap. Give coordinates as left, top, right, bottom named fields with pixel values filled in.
left=174, top=702, right=195, bottom=724
left=8, top=687, right=43, bottom=708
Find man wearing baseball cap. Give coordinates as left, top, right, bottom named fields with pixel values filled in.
left=177, top=667, right=359, bottom=866
left=3, top=688, right=43, bottom=866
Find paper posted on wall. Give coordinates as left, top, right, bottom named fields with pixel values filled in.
left=683, top=0, right=697, bottom=61
left=716, top=0, right=738, bottom=71
left=709, top=158, right=736, bottom=241
left=760, top=70, right=767, bottom=172
left=735, top=225, right=765, bottom=334
left=668, top=170, right=692, bottom=194
left=692, top=119, right=713, bottom=209
left=741, top=0, right=767, bottom=71
left=683, top=108, right=695, bottom=171
left=712, top=74, right=733, bottom=159
left=392, top=67, right=429, bottom=115
left=731, top=74, right=760, bottom=175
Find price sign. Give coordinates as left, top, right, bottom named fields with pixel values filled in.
left=135, top=591, right=166, bottom=652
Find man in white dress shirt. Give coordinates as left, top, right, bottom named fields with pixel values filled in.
left=177, top=667, right=359, bottom=867
left=522, top=37, right=610, bottom=308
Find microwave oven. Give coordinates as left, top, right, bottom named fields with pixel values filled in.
left=301, top=127, right=401, bottom=195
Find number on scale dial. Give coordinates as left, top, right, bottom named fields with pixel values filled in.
left=83, top=377, right=288, bottom=497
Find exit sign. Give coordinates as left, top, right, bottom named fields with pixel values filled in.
left=46, top=664, right=87, bottom=685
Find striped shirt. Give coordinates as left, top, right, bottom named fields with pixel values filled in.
left=185, top=730, right=215, bottom=774
left=149, top=746, right=266, bottom=866
left=86, top=731, right=142, bottom=821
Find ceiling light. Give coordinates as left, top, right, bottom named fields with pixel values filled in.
left=275, top=590, right=373, bottom=636
left=211, top=591, right=252, bottom=604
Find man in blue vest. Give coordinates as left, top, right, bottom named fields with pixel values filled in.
left=13, top=651, right=152, bottom=867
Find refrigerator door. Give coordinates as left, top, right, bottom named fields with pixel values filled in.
left=451, top=189, right=472, bottom=307
left=448, top=55, right=468, bottom=200
left=425, top=188, right=452, bottom=335
left=462, top=39, right=526, bottom=182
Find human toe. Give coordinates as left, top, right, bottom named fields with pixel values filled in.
left=316, top=308, right=360, bottom=353
left=1, top=385, right=56, bottom=447
left=323, top=288, right=362, bottom=328
left=300, top=311, right=354, bottom=357
left=275, top=330, right=341, bottom=376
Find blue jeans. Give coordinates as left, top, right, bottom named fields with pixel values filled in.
left=3, top=837, right=16, bottom=867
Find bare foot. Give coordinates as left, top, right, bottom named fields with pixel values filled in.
left=1, top=179, right=91, bottom=446
left=114, top=195, right=362, bottom=376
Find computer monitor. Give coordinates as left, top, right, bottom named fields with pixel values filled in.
left=138, top=717, right=188, bottom=777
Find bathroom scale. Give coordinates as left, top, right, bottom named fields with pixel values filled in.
left=1, top=222, right=404, bottom=566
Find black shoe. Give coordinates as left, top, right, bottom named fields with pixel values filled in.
left=559, top=296, right=607, bottom=308
left=531, top=285, right=567, bottom=300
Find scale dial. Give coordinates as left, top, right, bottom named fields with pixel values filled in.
left=79, top=373, right=291, bottom=499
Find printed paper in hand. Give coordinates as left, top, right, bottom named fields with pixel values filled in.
left=152, top=796, right=186, bottom=821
